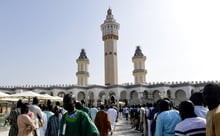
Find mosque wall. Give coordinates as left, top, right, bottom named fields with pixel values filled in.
left=0, top=81, right=218, bottom=107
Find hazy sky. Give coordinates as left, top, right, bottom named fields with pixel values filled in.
left=0, top=0, right=220, bottom=86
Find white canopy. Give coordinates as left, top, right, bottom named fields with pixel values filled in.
left=51, top=96, right=63, bottom=101
left=9, top=91, right=63, bottom=102
left=40, top=94, right=63, bottom=101
left=40, top=94, right=53, bottom=99
left=0, top=97, right=19, bottom=102
left=0, top=91, right=10, bottom=97
left=10, top=91, right=45, bottom=98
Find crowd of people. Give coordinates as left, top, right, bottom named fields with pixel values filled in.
left=120, top=83, right=220, bottom=136
left=5, top=83, right=220, bottom=136
left=6, top=93, right=118, bottom=136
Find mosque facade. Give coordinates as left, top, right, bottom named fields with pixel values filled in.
left=0, top=9, right=218, bottom=107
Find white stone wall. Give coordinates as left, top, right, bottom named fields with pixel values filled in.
left=0, top=81, right=218, bottom=107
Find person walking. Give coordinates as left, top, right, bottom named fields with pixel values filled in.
left=45, top=106, right=60, bottom=136
left=59, top=93, right=99, bottom=136
left=203, top=83, right=220, bottom=136
left=8, top=99, right=23, bottom=136
left=4, top=108, right=10, bottom=126
left=123, top=106, right=129, bottom=120
left=107, top=105, right=117, bottom=134
left=140, top=104, right=147, bottom=136
left=94, top=105, right=111, bottom=136
left=190, top=92, right=209, bottom=118
left=175, top=100, right=206, bottom=136
left=17, top=103, right=36, bottom=136
left=75, top=100, right=92, bottom=119
left=90, top=105, right=98, bottom=122
left=28, top=97, right=43, bottom=136
left=155, top=99, right=181, bottom=136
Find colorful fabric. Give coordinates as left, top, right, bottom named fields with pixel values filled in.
left=59, top=110, right=99, bottom=136
left=175, top=117, right=206, bottom=136
left=94, top=110, right=111, bottom=136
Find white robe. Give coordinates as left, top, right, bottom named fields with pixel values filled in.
left=39, top=112, right=47, bottom=136
left=107, top=108, right=117, bottom=132
left=90, top=107, right=98, bottom=122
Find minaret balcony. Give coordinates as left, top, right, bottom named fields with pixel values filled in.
left=102, top=34, right=118, bottom=40
left=76, top=71, right=89, bottom=76
left=133, top=69, right=147, bottom=74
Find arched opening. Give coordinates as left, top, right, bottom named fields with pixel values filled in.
left=58, top=92, right=65, bottom=98
left=152, top=90, right=161, bottom=103
left=120, top=91, right=127, bottom=105
left=130, top=90, right=139, bottom=105
left=167, top=90, right=171, bottom=99
left=142, top=90, right=148, bottom=104
left=97, top=91, right=106, bottom=106
left=109, top=91, right=116, bottom=104
left=77, top=91, right=85, bottom=101
left=175, top=89, right=186, bottom=106
left=88, top=91, right=94, bottom=107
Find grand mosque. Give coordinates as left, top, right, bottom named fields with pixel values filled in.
left=0, top=9, right=218, bottom=106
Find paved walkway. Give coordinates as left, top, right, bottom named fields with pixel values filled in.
left=0, top=125, right=9, bottom=135
left=0, top=119, right=143, bottom=136
left=113, top=118, right=143, bottom=136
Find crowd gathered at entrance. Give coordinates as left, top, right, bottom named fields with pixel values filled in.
left=5, top=83, right=220, bottom=136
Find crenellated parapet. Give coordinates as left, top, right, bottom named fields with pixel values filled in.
left=1, top=80, right=219, bottom=91
left=0, top=80, right=220, bottom=107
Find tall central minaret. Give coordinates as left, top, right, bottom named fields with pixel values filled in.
left=101, top=8, right=120, bottom=86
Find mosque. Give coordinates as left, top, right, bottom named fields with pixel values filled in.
left=0, top=9, right=218, bottom=107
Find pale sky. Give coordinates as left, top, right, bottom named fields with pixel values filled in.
left=0, top=0, right=220, bottom=86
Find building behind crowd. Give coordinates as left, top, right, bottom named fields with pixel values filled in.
left=0, top=9, right=219, bottom=107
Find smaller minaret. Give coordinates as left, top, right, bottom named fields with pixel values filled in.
left=132, top=46, right=147, bottom=84
left=76, top=49, right=89, bottom=86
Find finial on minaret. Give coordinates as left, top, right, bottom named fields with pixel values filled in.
left=78, top=49, right=88, bottom=59
left=107, top=7, right=112, bottom=15
left=134, top=46, right=144, bottom=57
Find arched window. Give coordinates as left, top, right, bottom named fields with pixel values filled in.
left=58, top=92, right=65, bottom=98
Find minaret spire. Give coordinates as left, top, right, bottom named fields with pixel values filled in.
left=76, top=49, right=89, bottom=86
left=132, top=46, right=147, bottom=84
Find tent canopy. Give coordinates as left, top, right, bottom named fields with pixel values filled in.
left=41, top=94, right=63, bottom=101
left=0, top=91, right=10, bottom=97
left=10, top=91, right=45, bottom=98
left=0, top=97, right=19, bottom=102
left=9, top=91, right=63, bottom=102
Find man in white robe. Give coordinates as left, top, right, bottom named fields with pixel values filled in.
left=107, top=106, right=117, bottom=134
